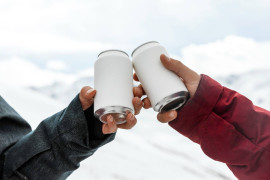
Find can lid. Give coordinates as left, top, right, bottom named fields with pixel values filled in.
left=131, top=41, right=159, bottom=57
left=98, top=49, right=129, bottom=58
left=95, top=106, right=134, bottom=125
left=153, top=91, right=189, bottom=112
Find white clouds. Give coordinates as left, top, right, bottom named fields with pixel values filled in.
left=0, top=32, right=113, bottom=54
left=1, top=0, right=270, bottom=58
left=1, top=35, right=270, bottom=88
left=1, top=0, right=270, bottom=87
left=158, top=0, right=215, bottom=25
left=177, top=35, right=270, bottom=76
left=0, top=57, right=76, bottom=87
left=77, top=67, right=94, bottom=78
left=46, top=60, right=68, bottom=71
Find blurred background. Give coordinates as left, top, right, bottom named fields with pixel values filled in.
left=1, top=0, right=270, bottom=179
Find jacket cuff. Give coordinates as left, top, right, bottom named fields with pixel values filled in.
left=56, top=94, right=115, bottom=153
left=84, top=104, right=113, bottom=146
left=169, top=74, right=223, bottom=143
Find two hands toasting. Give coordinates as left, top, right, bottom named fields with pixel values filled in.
left=81, top=53, right=199, bottom=134
left=90, top=41, right=198, bottom=133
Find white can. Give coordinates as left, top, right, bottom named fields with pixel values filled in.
left=132, top=41, right=189, bottom=112
left=94, top=50, right=134, bottom=124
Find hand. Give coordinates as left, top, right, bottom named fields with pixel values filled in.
left=79, top=86, right=143, bottom=134
left=133, top=54, right=200, bottom=123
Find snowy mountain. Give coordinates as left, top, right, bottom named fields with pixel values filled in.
left=19, top=69, right=270, bottom=180
left=1, top=84, right=65, bottom=129
left=31, top=69, right=270, bottom=110
left=0, top=79, right=239, bottom=179
left=217, top=69, right=270, bottom=110
left=29, top=76, right=94, bottom=104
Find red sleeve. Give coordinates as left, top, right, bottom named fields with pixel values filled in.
left=169, top=74, right=270, bottom=180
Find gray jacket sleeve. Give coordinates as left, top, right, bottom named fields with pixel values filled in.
left=0, top=96, right=32, bottom=174
left=0, top=95, right=115, bottom=180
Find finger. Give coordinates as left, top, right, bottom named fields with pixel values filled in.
left=117, top=113, right=137, bottom=129
left=142, top=97, right=152, bottom=109
left=133, top=73, right=139, bottom=81
left=132, top=97, right=143, bottom=115
left=79, top=86, right=96, bottom=110
left=157, top=110, right=177, bottom=123
left=133, top=85, right=145, bottom=98
left=160, top=54, right=199, bottom=83
left=102, top=115, right=118, bottom=134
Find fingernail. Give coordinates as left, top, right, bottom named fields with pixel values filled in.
left=165, top=55, right=170, bottom=61
left=169, top=111, right=176, bottom=118
left=86, top=89, right=94, bottom=94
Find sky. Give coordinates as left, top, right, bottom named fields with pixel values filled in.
left=0, top=0, right=270, bottom=87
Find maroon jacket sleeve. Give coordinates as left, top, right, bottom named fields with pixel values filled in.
left=169, top=74, right=270, bottom=180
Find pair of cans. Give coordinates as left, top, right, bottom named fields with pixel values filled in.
left=94, top=41, right=189, bottom=124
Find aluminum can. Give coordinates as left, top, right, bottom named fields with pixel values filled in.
left=94, top=50, right=134, bottom=124
left=132, top=41, right=189, bottom=112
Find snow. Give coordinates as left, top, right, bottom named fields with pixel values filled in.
left=0, top=57, right=77, bottom=87
left=2, top=66, right=270, bottom=180
left=3, top=67, right=270, bottom=179
left=69, top=109, right=236, bottom=180
left=29, top=76, right=94, bottom=104
left=217, top=70, right=270, bottom=110
left=1, top=82, right=237, bottom=180
left=2, top=54, right=270, bottom=180
left=0, top=83, right=64, bottom=129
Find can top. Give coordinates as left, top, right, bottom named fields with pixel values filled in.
left=98, top=49, right=129, bottom=58
left=131, top=41, right=159, bottom=57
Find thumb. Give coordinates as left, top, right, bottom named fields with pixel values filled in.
left=79, top=86, right=96, bottom=111
left=160, top=54, right=199, bottom=83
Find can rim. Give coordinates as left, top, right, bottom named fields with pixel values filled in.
left=131, top=41, right=159, bottom=57
left=153, top=91, right=189, bottom=112
left=98, top=49, right=129, bottom=58
left=94, top=106, right=134, bottom=125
